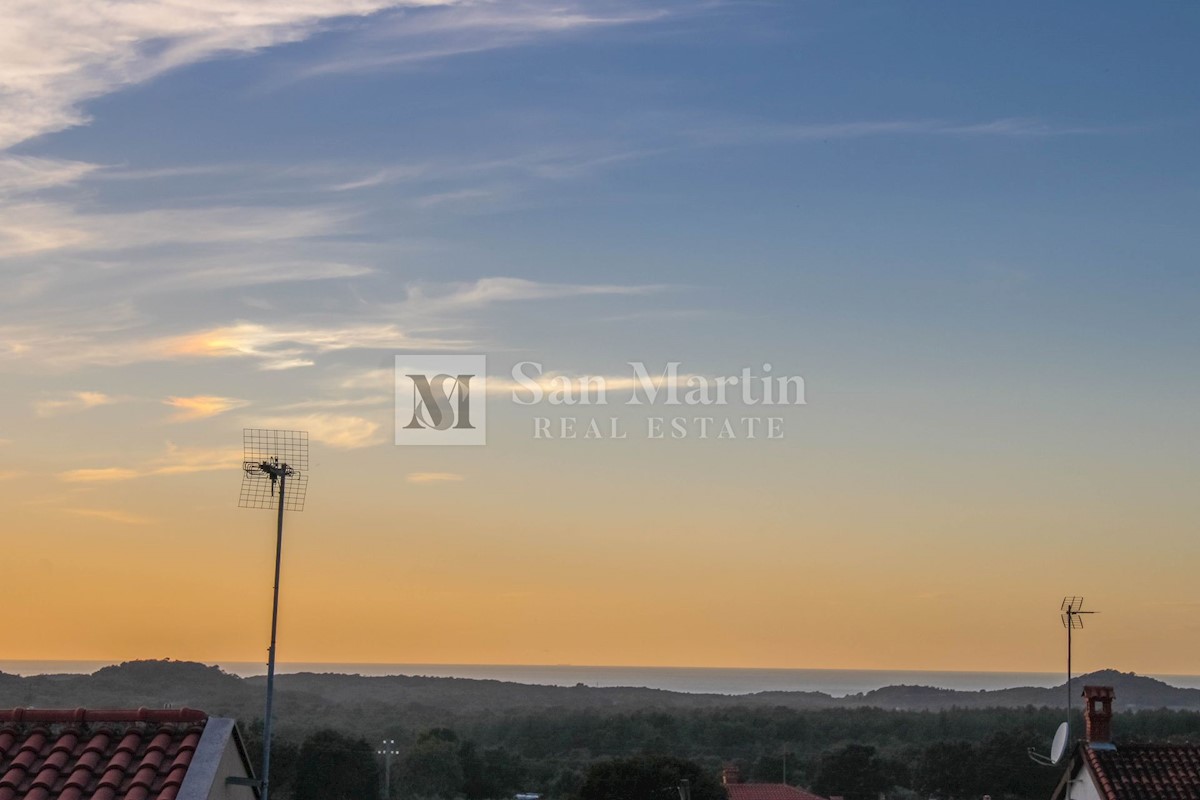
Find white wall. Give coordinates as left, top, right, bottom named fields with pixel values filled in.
left=1066, top=766, right=1104, bottom=800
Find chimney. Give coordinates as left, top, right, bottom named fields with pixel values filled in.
left=721, top=766, right=742, bottom=785
left=1083, top=685, right=1115, bottom=748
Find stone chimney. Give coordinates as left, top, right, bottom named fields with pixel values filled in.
left=1083, top=685, right=1115, bottom=747
left=721, top=765, right=742, bottom=785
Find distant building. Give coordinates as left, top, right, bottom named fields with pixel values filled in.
left=0, top=707, right=257, bottom=800
left=1052, top=685, right=1200, bottom=800
left=721, top=764, right=831, bottom=800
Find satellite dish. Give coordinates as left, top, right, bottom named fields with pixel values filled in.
left=1050, top=722, right=1069, bottom=764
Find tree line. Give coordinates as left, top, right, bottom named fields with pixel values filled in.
left=242, top=705, right=1200, bottom=800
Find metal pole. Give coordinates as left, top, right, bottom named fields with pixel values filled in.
left=1067, top=616, right=1072, bottom=740
left=262, top=472, right=286, bottom=800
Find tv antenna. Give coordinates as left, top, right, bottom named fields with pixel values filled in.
left=239, top=429, right=309, bottom=800
left=1029, top=596, right=1097, bottom=766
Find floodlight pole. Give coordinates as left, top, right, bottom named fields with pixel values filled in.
left=261, top=467, right=287, bottom=800
left=377, top=740, right=399, bottom=800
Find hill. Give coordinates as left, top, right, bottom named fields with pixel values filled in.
left=2, top=661, right=1198, bottom=731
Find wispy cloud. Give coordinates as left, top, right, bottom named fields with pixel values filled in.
left=34, top=390, right=117, bottom=417
left=401, top=276, right=666, bottom=315
left=287, top=1, right=670, bottom=80
left=0, top=277, right=664, bottom=372
left=414, top=187, right=500, bottom=208
left=259, top=413, right=384, bottom=449
left=164, top=395, right=250, bottom=421
left=407, top=471, right=464, bottom=483
left=59, top=467, right=140, bottom=483
left=58, top=444, right=240, bottom=482
left=0, top=203, right=351, bottom=258
left=150, top=444, right=242, bottom=475
left=682, top=116, right=1119, bottom=148
left=160, top=322, right=470, bottom=371
left=0, top=156, right=99, bottom=195
left=0, top=1, right=681, bottom=152
left=0, top=0, right=439, bottom=151
left=63, top=508, right=154, bottom=525
left=0, top=470, right=23, bottom=481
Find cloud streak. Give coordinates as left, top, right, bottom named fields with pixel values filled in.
left=0, top=203, right=351, bottom=259
left=259, top=413, right=384, bottom=449
left=0, top=0, right=441, bottom=151
left=407, top=472, right=465, bottom=483
left=164, top=395, right=250, bottom=421
left=682, top=116, right=1120, bottom=148
left=284, top=0, right=670, bottom=80
left=0, top=1, right=680, bottom=151
left=0, top=277, right=665, bottom=371
left=63, top=508, right=154, bottom=525
left=160, top=321, right=470, bottom=371
left=59, top=467, right=141, bottom=483
left=34, top=390, right=117, bottom=417
left=58, top=444, right=241, bottom=482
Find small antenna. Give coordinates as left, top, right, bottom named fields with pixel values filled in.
left=1029, top=596, right=1098, bottom=766
left=239, top=429, right=309, bottom=800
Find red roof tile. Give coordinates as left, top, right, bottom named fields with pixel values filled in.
left=1085, top=744, right=1200, bottom=800
left=726, top=784, right=830, bottom=800
left=0, top=709, right=207, bottom=800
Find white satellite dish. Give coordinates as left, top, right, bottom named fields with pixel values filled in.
left=1050, top=722, right=1070, bottom=765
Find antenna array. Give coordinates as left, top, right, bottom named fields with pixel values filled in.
left=1028, top=595, right=1099, bottom=767
left=240, top=429, right=309, bottom=510
left=237, top=428, right=310, bottom=800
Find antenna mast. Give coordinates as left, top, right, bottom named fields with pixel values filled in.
left=239, top=429, right=309, bottom=800
left=1061, top=595, right=1096, bottom=739
left=1029, top=596, right=1098, bottom=766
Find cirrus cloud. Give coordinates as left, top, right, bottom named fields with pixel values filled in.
left=164, top=395, right=250, bottom=421
left=259, top=413, right=383, bottom=449
left=34, top=390, right=117, bottom=417
left=407, top=472, right=464, bottom=484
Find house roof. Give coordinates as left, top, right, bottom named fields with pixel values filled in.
left=725, top=784, right=830, bottom=800
left=0, top=708, right=212, bottom=800
left=1084, top=744, right=1200, bottom=800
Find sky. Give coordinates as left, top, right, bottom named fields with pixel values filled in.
left=0, top=0, right=1197, bottom=674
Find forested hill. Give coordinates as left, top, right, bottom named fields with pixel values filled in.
left=786, top=669, right=1200, bottom=711
left=1, top=662, right=1198, bottom=724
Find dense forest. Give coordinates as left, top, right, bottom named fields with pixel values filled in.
left=5, top=661, right=1200, bottom=800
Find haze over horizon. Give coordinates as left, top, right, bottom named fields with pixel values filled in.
left=1, top=2, right=1196, bottom=675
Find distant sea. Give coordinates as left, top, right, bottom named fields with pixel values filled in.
left=5, top=662, right=1200, bottom=697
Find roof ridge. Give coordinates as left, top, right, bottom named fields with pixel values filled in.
left=0, top=709, right=207, bottom=725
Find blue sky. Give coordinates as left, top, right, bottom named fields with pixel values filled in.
left=1, top=1, right=1198, bottom=668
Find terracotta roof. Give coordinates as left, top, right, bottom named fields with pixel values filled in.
left=726, top=784, right=829, bottom=800
left=1085, top=745, right=1200, bottom=800
left=0, top=708, right=208, bottom=800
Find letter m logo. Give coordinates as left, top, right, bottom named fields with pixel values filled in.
left=405, top=373, right=475, bottom=430
left=395, top=356, right=487, bottom=445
